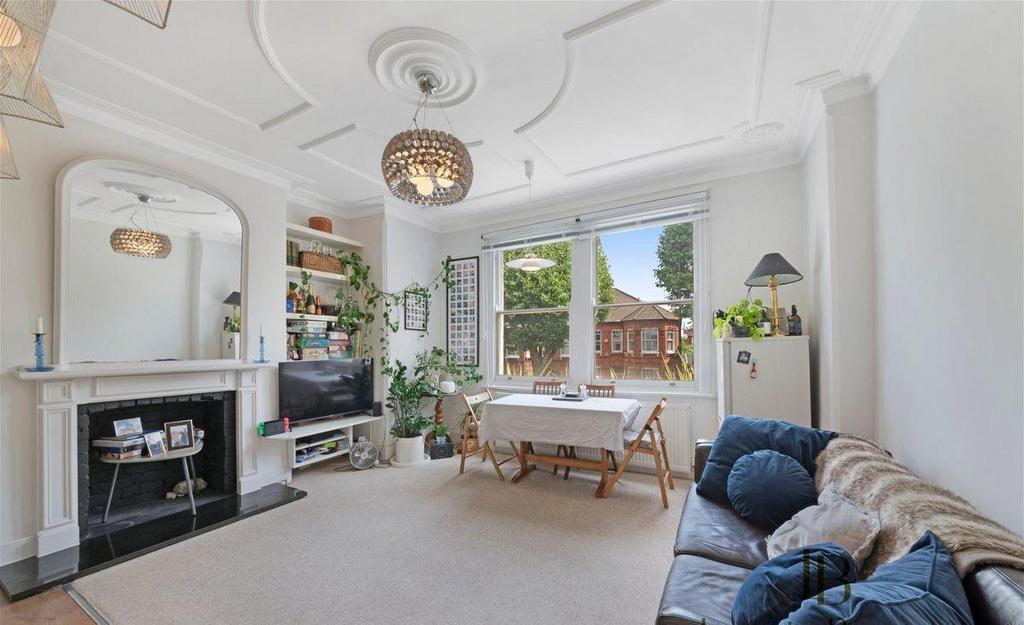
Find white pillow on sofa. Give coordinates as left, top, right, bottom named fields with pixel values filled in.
left=766, top=483, right=880, bottom=567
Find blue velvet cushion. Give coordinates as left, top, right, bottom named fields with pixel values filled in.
left=782, top=531, right=974, bottom=625
left=727, top=450, right=818, bottom=529
left=733, top=543, right=857, bottom=625
left=696, top=415, right=836, bottom=504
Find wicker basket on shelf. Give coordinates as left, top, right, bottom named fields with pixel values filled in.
left=298, top=241, right=341, bottom=274
left=308, top=216, right=333, bottom=233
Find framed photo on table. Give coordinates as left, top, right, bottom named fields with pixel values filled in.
left=446, top=256, right=479, bottom=366
left=144, top=431, right=166, bottom=457
left=164, top=419, right=195, bottom=451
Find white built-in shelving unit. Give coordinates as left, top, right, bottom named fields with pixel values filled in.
left=265, top=414, right=381, bottom=469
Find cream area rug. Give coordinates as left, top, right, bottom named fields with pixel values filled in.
left=73, top=457, right=687, bottom=625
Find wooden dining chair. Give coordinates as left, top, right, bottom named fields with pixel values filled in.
left=600, top=397, right=675, bottom=508
left=458, top=390, right=520, bottom=481
left=556, top=383, right=619, bottom=479
left=532, top=380, right=564, bottom=395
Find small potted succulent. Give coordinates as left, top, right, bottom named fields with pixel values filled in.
left=434, top=422, right=450, bottom=445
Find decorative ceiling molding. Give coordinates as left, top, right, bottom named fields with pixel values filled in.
left=248, top=0, right=319, bottom=130
left=821, top=75, right=872, bottom=106
left=435, top=146, right=800, bottom=234
left=513, top=0, right=666, bottom=135
left=47, top=30, right=261, bottom=130
left=747, top=0, right=774, bottom=123
left=368, top=27, right=481, bottom=107
left=297, top=124, right=358, bottom=151
left=49, top=79, right=313, bottom=189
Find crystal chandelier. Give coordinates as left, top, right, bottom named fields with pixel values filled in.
left=381, top=72, right=473, bottom=207
left=109, top=193, right=172, bottom=258
left=506, top=161, right=555, bottom=272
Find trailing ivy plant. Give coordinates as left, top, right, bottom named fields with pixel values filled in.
left=334, top=251, right=455, bottom=375
left=713, top=298, right=766, bottom=340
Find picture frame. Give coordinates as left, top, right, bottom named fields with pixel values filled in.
left=446, top=256, right=479, bottom=366
left=164, top=419, right=195, bottom=451
left=404, top=290, right=428, bottom=332
left=144, top=431, right=167, bottom=457
left=112, top=417, right=143, bottom=439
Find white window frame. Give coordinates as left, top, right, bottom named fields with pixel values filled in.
left=610, top=329, right=623, bottom=353
left=666, top=328, right=676, bottom=354
left=594, top=330, right=601, bottom=353
left=640, top=328, right=660, bottom=355
left=625, top=330, right=634, bottom=354
left=482, top=192, right=711, bottom=394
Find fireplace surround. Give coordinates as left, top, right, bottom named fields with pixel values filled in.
left=14, top=360, right=273, bottom=558
left=78, top=392, right=238, bottom=538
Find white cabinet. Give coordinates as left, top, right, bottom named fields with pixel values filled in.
left=716, top=336, right=811, bottom=427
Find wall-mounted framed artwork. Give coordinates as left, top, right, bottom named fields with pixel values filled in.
left=404, top=290, right=428, bottom=332
left=446, top=256, right=479, bottom=366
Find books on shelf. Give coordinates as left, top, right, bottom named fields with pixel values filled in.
left=92, top=435, right=145, bottom=450
left=100, top=449, right=143, bottom=461
left=287, top=320, right=329, bottom=334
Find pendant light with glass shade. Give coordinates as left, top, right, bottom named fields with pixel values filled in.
left=505, top=160, right=555, bottom=273
left=380, top=71, right=473, bottom=207
left=109, top=193, right=173, bottom=259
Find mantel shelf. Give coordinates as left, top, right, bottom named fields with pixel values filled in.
left=14, top=359, right=270, bottom=381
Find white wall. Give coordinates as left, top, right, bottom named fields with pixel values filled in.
left=194, top=237, right=242, bottom=359
left=873, top=1, right=1023, bottom=534
left=68, top=218, right=192, bottom=361
left=803, top=121, right=834, bottom=430
left=1, top=113, right=291, bottom=563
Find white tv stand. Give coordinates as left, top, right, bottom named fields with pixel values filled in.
left=265, top=414, right=383, bottom=469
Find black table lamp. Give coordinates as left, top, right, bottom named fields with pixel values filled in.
left=222, top=291, right=241, bottom=324
left=744, top=253, right=802, bottom=336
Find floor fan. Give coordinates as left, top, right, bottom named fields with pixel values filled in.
left=349, top=438, right=378, bottom=470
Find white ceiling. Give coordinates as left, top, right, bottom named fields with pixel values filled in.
left=70, top=166, right=242, bottom=242
left=40, top=1, right=915, bottom=231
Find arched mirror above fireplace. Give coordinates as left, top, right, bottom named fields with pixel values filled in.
left=54, top=159, right=248, bottom=365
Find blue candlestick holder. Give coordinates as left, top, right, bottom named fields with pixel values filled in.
left=254, top=335, right=269, bottom=364
left=27, top=332, right=54, bottom=372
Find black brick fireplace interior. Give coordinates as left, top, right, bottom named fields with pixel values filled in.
left=78, top=392, right=237, bottom=539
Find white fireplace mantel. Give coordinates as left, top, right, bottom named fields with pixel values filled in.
left=14, top=359, right=271, bottom=558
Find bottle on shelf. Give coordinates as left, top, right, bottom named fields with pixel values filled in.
left=305, top=293, right=316, bottom=314
left=315, top=295, right=322, bottom=316
left=759, top=308, right=772, bottom=336
left=788, top=305, right=802, bottom=336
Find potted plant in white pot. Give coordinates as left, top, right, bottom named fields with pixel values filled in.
left=386, top=359, right=435, bottom=465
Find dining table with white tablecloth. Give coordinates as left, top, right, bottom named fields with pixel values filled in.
left=479, top=393, right=643, bottom=495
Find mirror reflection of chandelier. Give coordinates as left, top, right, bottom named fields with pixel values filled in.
left=380, top=71, right=473, bottom=207
left=506, top=161, right=555, bottom=272
left=109, top=193, right=172, bottom=259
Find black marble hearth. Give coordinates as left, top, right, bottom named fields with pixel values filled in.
left=0, top=483, right=306, bottom=601
left=78, top=392, right=237, bottom=539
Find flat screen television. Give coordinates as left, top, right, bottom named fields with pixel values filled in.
left=278, top=359, right=374, bottom=423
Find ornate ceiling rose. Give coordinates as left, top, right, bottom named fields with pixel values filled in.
left=381, top=71, right=473, bottom=207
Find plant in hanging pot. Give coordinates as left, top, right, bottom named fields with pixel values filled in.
left=713, top=298, right=767, bottom=340
left=386, top=359, right=435, bottom=465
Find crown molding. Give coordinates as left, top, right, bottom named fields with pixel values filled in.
left=48, top=80, right=314, bottom=189
left=433, top=145, right=801, bottom=234
left=47, top=31, right=261, bottom=131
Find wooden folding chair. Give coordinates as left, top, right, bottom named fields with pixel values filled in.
left=556, top=383, right=619, bottom=479
left=457, top=390, right=520, bottom=481
left=600, top=397, right=675, bottom=508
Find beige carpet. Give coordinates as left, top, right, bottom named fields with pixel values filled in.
left=73, top=457, right=687, bottom=625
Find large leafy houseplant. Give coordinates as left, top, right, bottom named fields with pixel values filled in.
left=713, top=298, right=766, bottom=340
left=414, top=346, right=482, bottom=394
left=385, top=359, right=435, bottom=439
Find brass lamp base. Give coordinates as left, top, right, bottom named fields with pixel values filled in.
left=769, top=276, right=785, bottom=336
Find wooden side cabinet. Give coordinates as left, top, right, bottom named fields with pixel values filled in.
left=716, top=336, right=811, bottom=427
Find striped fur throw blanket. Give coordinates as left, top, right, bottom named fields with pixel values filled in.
left=815, top=434, right=1024, bottom=578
